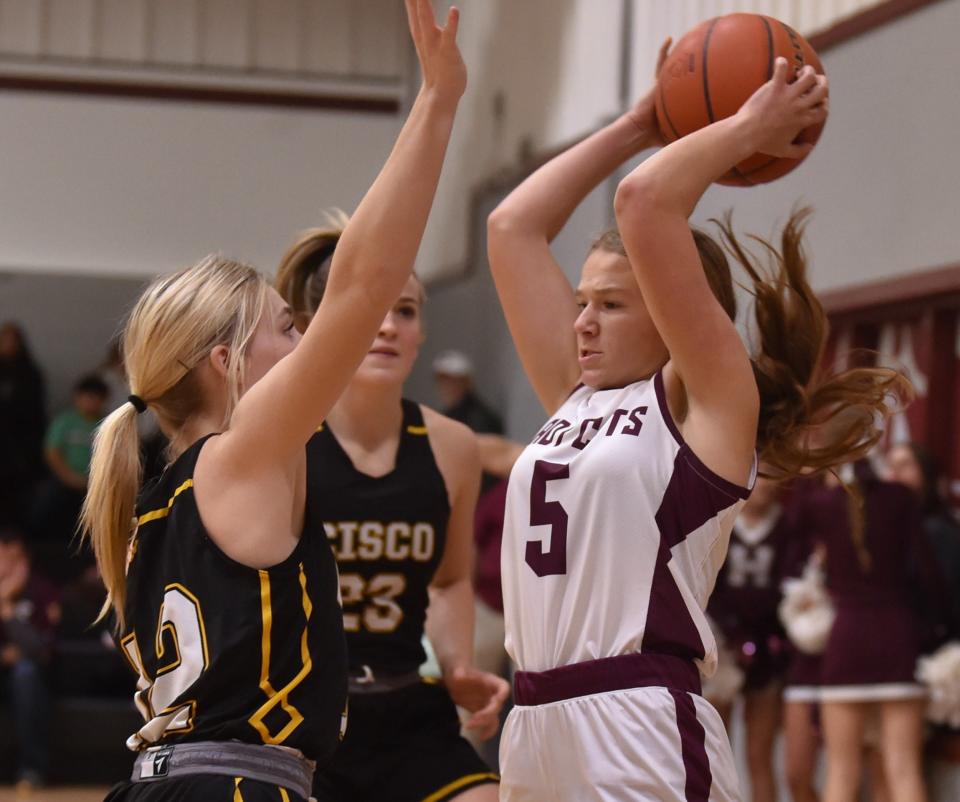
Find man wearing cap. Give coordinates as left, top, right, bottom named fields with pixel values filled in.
left=432, top=350, right=504, bottom=436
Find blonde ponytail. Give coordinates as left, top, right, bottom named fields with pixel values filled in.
left=80, top=402, right=143, bottom=629
left=80, top=255, right=269, bottom=629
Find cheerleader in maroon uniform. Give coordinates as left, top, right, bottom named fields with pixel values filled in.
left=779, top=476, right=832, bottom=802
left=708, top=476, right=794, bottom=802
left=809, top=461, right=941, bottom=802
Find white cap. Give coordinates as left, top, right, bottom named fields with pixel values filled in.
left=432, top=349, right=473, bottom=377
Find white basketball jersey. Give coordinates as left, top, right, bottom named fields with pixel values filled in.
left=502, top=372, right=755, bottom=676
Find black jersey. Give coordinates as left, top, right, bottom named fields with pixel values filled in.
left=118, top=435, right=347, bottom=763
left=307, top=399, right=451, bottom=674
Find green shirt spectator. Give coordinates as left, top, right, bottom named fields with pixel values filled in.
left=45, top=409, right=98, bottom=477
left=44, top=374, right=109, bottom=490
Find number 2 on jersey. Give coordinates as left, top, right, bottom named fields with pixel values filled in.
left=526, top=460, right=570, bottom=577
left=121, top=584, right=209, bottom=735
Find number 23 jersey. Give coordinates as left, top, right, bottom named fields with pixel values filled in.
left=305, top=399, right=450, bottom=674
left=502, top=372, right=755, bottom=676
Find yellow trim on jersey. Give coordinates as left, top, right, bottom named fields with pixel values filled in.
left=149, top=584, right=210, bottom=736
left=278, top=788, right=290, bottom=802
left=421, top=772, right=500, bottom=802
left=137, top=479, right=194, bottom=525
left=164, top=583, right=211, bottom=667
left=155, top=622, right=182, bottom=676
left=316, top=422, right=324, bottom=432
left=248, top=564, right=314, bottom=745
left=256, top=571, right=277, bottom=697
left=233, top=777, right=244, bottom=801
left=119, top=631, right=142, bottom=675
left=406, top=424, right=428, bottom=435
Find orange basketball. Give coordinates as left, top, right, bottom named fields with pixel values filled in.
left=655, top=14, right=826, bottom=186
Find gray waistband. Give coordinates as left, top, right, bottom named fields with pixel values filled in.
left=131, top=741, right=315, bottom=800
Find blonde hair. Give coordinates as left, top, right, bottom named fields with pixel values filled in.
left=81, top=256, right=269, bottom=629
left=276, top=209, right=425, bottom=331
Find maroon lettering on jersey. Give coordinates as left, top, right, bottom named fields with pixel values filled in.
left=571, top=418, right=602, bottom=450
left=525, top=460, right=570, bottom=577
left=535, top=419, right=572, bottom=446
left=622, top=406, right=647, bottom=437
left=604, top=409, right=628, bottom=436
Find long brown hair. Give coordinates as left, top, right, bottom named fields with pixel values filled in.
left=275, top=211, right=349, bottom=333
left=593, top=208, right=912, bottom=482
left=276, top=210, right=425, bottom=327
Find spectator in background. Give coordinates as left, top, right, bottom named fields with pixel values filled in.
left=433, top=350, right=504, bottom=435
left=97, top=338, right=129, bottom=415
left=30, top=374, right=108, bottom=545
left=885, top=442, right=960, bottom=626
left=886, top=442, right=960, bottom=802
left=780, top=477, right=830, bottom=802
left=0, top=323, right=47, bottom=527
left=0, top=527, right=60, bottom=791
left=708, top=475, right=795, bottom=802
left=813, top=460, right=944, bottom=802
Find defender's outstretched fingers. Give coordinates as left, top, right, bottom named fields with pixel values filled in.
left=443, top=5, right=460, bottom=40
left=416, top=0, right=440, bottom=40
left=404, top=0, right=421, bottom=45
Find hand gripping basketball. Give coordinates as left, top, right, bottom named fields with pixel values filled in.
left=655, top=13, right=829, bottom=185
left=737, top=59, right=829, bottom=160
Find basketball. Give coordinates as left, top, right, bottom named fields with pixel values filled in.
left=655, top=13, right=826, bottom=186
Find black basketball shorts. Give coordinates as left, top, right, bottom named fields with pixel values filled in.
left=313, top=678, right=498, bottom=802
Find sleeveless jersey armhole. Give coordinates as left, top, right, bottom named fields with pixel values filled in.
left=653, top=370, right=757, bottom=500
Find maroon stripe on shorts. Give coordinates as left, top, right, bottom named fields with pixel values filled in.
left=670, top=689, right=712, bottom=802
left=513, top=652, right=701, bottom=706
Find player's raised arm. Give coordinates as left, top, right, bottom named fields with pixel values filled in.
left=613, top=59, right=827, bottom=485
left=487, top=41, right=671, bottom=415
left=226, top=0, right=466, bottom=467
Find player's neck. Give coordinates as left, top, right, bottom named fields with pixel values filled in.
left=169, top=410, right=224, bottom=459
left=327, top=381, right=404, bottom=449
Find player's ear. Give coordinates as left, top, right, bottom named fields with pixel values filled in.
left=208, top=345, right=230, bottom=379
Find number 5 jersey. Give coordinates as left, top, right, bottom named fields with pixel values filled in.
left=502, top=372, right=755, bottom=676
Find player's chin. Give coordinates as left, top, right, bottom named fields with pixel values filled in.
left=578, top=367, right=606, bottom=390
left=356, top=361, right=406, bottom=383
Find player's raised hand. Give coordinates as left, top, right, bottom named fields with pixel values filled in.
left=405, top=0, right=466, bottom=108
left=626, top=37, right=672, bottom=148
left=445, top=665, right=510, bottom=740
left=736, top=58, right=829, bottom=159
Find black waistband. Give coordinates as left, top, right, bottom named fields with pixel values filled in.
left=348, top=665, right=425, bottom=694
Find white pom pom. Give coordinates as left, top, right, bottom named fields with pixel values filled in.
left=702, top=617, right=745, bottom=706
left=703, top=645, right=745, bottom=706
left=779, top=560, right=835, bottom=655
left=917, top=642, right=960, bottom=727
